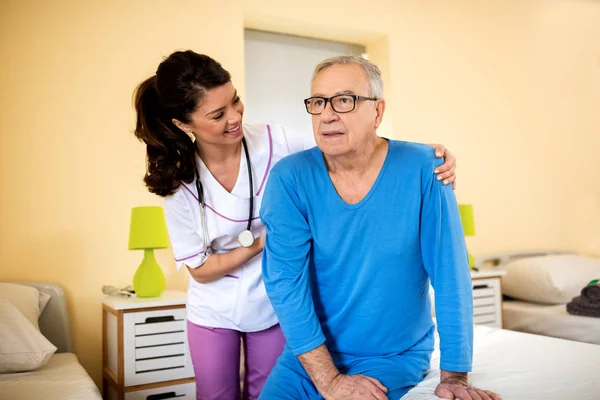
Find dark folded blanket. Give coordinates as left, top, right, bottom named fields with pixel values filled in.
left=567, top=297, right=600, bottom=318
left=567, top=282, right=600, bottom=318
left=582, top=283, right=600, bottom=303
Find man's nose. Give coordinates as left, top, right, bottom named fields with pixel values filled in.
left=320, top=100, right=338, bottom=122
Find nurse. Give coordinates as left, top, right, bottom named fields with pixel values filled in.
left=132, top=50, right=458, bottom=400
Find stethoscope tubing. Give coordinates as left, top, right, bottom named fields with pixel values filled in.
left=194, top=137, right=254, bottom=254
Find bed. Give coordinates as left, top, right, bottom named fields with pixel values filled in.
left=503, top=299, right=600, bottom=345
left=0, top=282, right=102, bottom=400
left=401, top=325, right=600, bottom=400
left=475, top=250, right=600, bottom=345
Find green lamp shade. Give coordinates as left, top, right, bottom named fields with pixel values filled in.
left=128, top=206, right=169, bottom=298
left=458, top=204, right=476, bottom=237
left=128, top=206, right=170, bottom=250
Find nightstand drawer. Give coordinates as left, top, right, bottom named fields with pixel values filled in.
left=124, top=382, right=195, bottom=400
left=136, top=355, right=188, bottom=372
left=123, top=309, right=194, bottom=386
left=471, top=277, right=502, bottom=328
left=473, top=287, right=495, bottom=298
left=474, top=314, right=496, bottom=325
left=472, top=279, right=499, bottom=294
left=136, top=332, right=186, bottom=348
left=473, top=305, right=495, bottom=316
left=473, top=297, right=495, bottom=307
left=133, top=308, right=186, bottom=333
left=136, top=320, right=184, bottom=336
left=136, top=343, right=187, bottom=360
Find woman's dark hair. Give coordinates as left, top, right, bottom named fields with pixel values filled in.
left=133, top=50, right=231, bottom=197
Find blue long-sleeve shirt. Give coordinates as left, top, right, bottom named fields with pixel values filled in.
left=260, top=140, right=473, bottom=373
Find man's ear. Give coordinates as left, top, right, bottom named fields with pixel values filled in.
left=374, top=99, right=386, bottom=130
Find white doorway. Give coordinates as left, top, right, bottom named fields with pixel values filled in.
left=244, top=30, right=365, bottom=134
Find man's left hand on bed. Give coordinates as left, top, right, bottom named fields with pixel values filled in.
left=429, top=144, right=457, bottom=190
left=434, top=371, right=501, bottom=400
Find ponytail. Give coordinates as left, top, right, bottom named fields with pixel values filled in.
left=133, top=76, right=196, bottom=197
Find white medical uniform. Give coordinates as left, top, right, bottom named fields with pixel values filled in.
left=164, top=123, right=315, bottom=332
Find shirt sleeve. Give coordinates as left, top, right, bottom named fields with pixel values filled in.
left=280, top=125, right=317, bottom=154
left=163, top=188, right=211, bottom=271
left=420, top=158, right=474, bottom=373
left=260, top=159, right=326, bottom=355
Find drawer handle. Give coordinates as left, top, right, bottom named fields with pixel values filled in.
left=145, top=316, right=176, bottom=324
left=473, top=284, right=490, bottom=290
left=146, top=392, right=184, bottom=400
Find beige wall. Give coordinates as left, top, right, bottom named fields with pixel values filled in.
left=1, top=0, right=599, bottom=389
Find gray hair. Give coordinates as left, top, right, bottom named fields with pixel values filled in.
left=311, top=55, right=383, bottom=99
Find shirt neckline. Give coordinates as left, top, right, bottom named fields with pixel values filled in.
left=317, top=138, right=392, bottom=210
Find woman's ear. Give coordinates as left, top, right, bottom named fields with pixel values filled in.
left=172, top=118, right=187, bottom=132
left=172, top=119, right=196, bottom=143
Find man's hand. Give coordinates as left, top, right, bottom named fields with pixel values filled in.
left=322, top=373, right=388, bottom=400
left=429, top=143, right=457, bottom=189
left=297, top=345, right=388, bottom=400
left=435, top=371, right=501, bottom=400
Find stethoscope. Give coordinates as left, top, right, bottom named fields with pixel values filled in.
left=194, top=137, right=255, bottom=252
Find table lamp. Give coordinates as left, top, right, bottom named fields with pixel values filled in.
left=128, top=206, right=170, bottom=297
left=458, top=204, right=476, bottom=269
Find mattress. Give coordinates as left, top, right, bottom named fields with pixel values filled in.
left=401, top=325, right=600, bottom=400
left=0, top=353, right=101, bottom=400
left=503, top=299, right=600, bottom=345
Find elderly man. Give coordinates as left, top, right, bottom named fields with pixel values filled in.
left=258, top=55, right=500, bottom=400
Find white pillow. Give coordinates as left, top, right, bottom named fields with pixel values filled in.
left=0, top=299, right=57, bottom=373
left=501, top=254, right=600, bottom=304
left=39, top=291, right=52, bottom=315
left=0, top=283, right=45, bottom=331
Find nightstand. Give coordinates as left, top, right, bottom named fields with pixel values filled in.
left=470, top=269, right=506, bottom=328
left=102, top=291, right=195, bottom=400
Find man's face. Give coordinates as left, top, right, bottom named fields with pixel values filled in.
left=310, top=64, right=383, bottom=158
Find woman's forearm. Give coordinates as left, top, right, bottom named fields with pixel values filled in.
left=186, top=236, right=264, bottom=284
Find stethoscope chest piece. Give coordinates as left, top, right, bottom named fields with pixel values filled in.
left=238, top=230, right=255, bottom=248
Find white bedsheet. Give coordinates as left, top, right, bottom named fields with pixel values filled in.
left=401, top=325, right=600, bottom=400
left=503, top=299, right=600, bottom=345
left=0, top=353, right=101, bottom=400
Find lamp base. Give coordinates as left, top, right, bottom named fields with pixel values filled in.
left=133, top=249, right=166, bottom=298
left=468, top=252, right=475, bottom=269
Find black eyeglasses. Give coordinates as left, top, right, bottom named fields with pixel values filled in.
left=303, top=94, right=378, bottom=115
